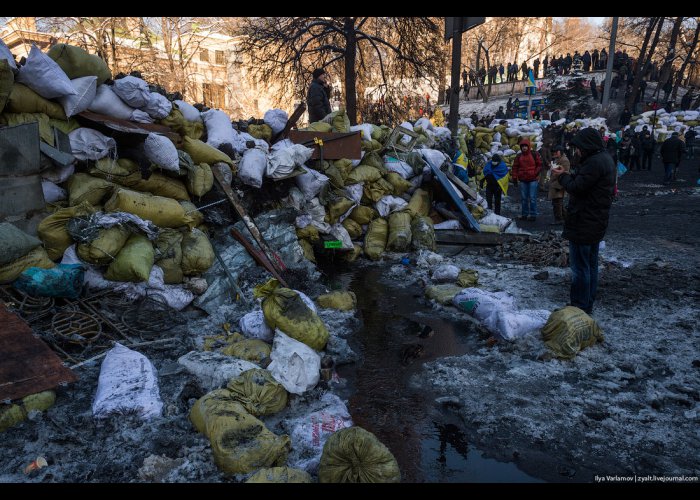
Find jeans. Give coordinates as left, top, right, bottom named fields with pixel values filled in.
left=663, top=163, right=675, bottom=182
left=519, top=180, right=538, bottom=217
left=569, top=241, right=600, bottom=314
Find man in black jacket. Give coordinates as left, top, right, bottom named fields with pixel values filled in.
left=660, top=132, right=686, bottom=182
left=551, top=128, right=616, bottom=314
left=307, top=68, right=331, bottom=123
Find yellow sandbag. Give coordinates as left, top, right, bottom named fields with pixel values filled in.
left=49, top=117, right=81, bottom=135
left=410, top=215, right=436, bottom=251
left=119, top=170, right=191, bottom=201
left=104, top=233, right=154, bottom=282
left=329, top=108, right=350, bottom=132
left=303, top=121, right=332, bottom=132
left=318, top=426, right=400, bottom=483
left=89, top=157, right=139, bottom=180
left=5, top=83, right=67, bottom=120
left=470, top=204, right=487, bottom=220
left=333, top=158, right=353, bottom=179
left=0, top=111, right=54, bottom=145
left=226, top=368, right=288, bottom=416
left=296, top=225, right=320, bottom=243
left=246, top=467, right=312, bottom=483
left=457, top=269, right=479, bottom=288
left=364, top=217, right=388, bottom=261
left=316, top=291, right=357, bottom=311
left=406, top=188, right=430, bottom=217
left=541, top=306, right=604, bottom=359
left=154, top=228, right=184, bottom=284
left=361, top=139, right=383, bottom=152
left=385, top=172, right=412, bottom=196
left=37, top=201, right=96, bottom=260
left=104, top=188, right=194, bottom=229
left=349, top=205, right=376, bottom=225
left=0, top=404, right=25, bottom=433
left=0, top=60, right=12, bottom=113
left=189, top=389, right=240, bottom=436
left=425, top=284, right=463, bottom=305
left=479, top=224, right=500, bottom=233
left=180, top=228, right=214, bottom=276
left=253, top=278, right=329, bottom=351
left=47, top=43, right=111, bottom=84
left=182, top=136, right=234, bottom=167
left=186, top=163, right=213, bottom=197
left=0, top=390, right=55, bottom=433
left=221, top=339, right=272, bottom=364
left=299, top=239, right=316, bottom=263
left=0, top=247, right=55, bottom=284
left=340, top=243, right=363, bottom=263
left=180, top=201, right=204, bottom=227
left=66, top=173, right=114, bottom=207
left=327, top=195, right=355, bottom=224
left=345, top=165, right=382, bottom=185
left=387, top=211, right=412, bottom=252
left=359, top=151, right=384, bottom=170
left=158, top=104, right=203, bottom=140
left=363, top=178, right=394, bottom=203
left=76, top=225, right=130, bottom=265
left=341, top=218, right=362, bottom=239
left=247, top=123, right=272, bottom=142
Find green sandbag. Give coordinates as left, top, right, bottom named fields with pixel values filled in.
left=180, top=228, right=214, bottom=275
left=340, top=243, right=362, bottom=263
left=49, top=116, right=81, bottom=135
left=322, top=163, right=345, bottom=188
left=253, top=278, right=329, bottom=351
left=370, top=124, right=387, bottom=142
left=0, top=60, right=14, bottom=113
left=0, top=111, right=54, bottom=145
left=349, top=205, right=376, bottom=225
left=221, top=339, right=272, bottom=364
left=327, top=195, right=355, bottom=224
left=66, top=173, right=114, bottom=207
left=0, top=390, right=55, bottom=433
left=328, top=109, right=350, bottom=132
left=5, top=83, right=67, bottom=120
left=296, top=225, right=320, bottom=242
left=541, top=306, right=604, bottom=360
left=299, top=239, right=316, bottom=263
left=385, top=172, right=412, bottom=196
left=154, top=228, right=184, bottom=284
left=410, top=216, right=436, bottom=251
left=247, top=123, right=272, bottom=142
left=89, top=157, right=139, bottom=180
left=182, top=136, right=234, bottom=167
left=76, top=225, right=130, bottom=265
left=364, top=217, right=388, bottom=261
left=180, top=201, right=204, bottom=228
left=316, top=291, right=357, bottom=311
left=0, top=247, right=55, bottom=284
left=318, top=426, right=400, bottom=483
left=425, top=284, right=463, bottom=305
left=457, top=269, right=479, bottom=288
left=345, top=165, right=382, bottom=185
left=363, top=178, right=394, bottom=203
left=341, top=218, right=362, bottom=239
left=303, top=121, right=332, bottom=132
left=406, top=188, right=430, bottom=217
left=361, top=139, right=383, bottom=152
left=37, top=201, right=96, bottom=260
left=47, top=43, right=111, bottom=84
left=333, top=158, right=353, bottom=179
left=104, top=233, right=154, bottom=283
left=104, top=188, right=194, bottom=229
left=360, top=150, right=384, bottom=170
left=246, top=467, right=312, bottom=483
left=186, top=163, right=214, bottom=197
left=0, top=222, right=42, bottom=266
left=117, top=169, right=191, bottom=201
left=470, top=204, right=487, bottom=220
left=189, top=389, right=240, bottom=436
left=158, top=104, right=203, bottom=140
left=387, top=211, right=412, bottom=252
left=226, top=368, right=288, bottom=416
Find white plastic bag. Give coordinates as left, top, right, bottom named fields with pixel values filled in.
left=0, top=38, right=18, bottom=70
left=112, top=75, right=151, bottom=108
left=431, top=264, right=460, bottom=283
left=238, top=147, right=268, bottom=188
left=343, top=182, right=363, bottom=204
left=349, top=123, right=374, bottom=141
left=92, top=343, right=163, bottom=419
left=201, top=108, right=237, bottom=149
left=452, top=287, right=516, bottom=322
left=69, top=128, right=116, bottom=161
left=375, top=195, right=408, bottom=217
left=130, top=109, right=154, bottom=123
left=267, top=330, right=321, bottom=395
left=263, top=108, right=288, bottom=135
left=174, top=100, right=202, bottom=122
left=144, top=133, right=179, bottom=172
left=383, top=157, right=414, bottom=179
left=88, top=84, right=135, bottom=120
left=239, top=309, right=274, bottom=343
left=484, top=308, right=550, bottom=340
left=59, top=76, right=97, bottom=117
left=267, top=144, right=314, bottom=178
left=143, top=92, right=172, bottom=120
left=16, top=44, right=75, bottom=99
left=296, top=168, right=329, bottom=200
left=329, top=224, right=354, bottom=250
left=42, top=180, right=67, bottom=203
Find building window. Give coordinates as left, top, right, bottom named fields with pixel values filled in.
left=203, top=83, right=225, bottom=109
left=215, top=50, right=225, bottom=65
left=200, top=49, right=209, bottom=62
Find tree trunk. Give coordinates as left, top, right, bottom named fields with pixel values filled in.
left=656, top=16, right=684, bottom=102
left=626, top=17, right=660, bottom=109
left=671, top=20, right=700, bottom=100
left=344, top=18, right=358, bottom=125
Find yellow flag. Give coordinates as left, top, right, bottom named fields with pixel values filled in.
left=497, top=172, right=510, bottom=195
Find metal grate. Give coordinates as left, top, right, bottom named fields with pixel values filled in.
left=51, top=311, right=102, bottom=346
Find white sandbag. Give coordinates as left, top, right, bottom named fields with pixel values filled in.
left=383, top=157, right=414, bottom=179
left=0, top=38, right=18, bottom=70
left=267, top=144, right=314, bottom=179
left=88, top=84, right=135, bottom=120
left=143, top=92, right=172, bottom=120
left=414, top=117, right=433, bottom=131
left=201, top=108, right=237, bottom=149
left=264, top=108, right=288, bottom=135
left=433, top=127, right=451, bottom=140
left=178, top=350, right=258, bottom=392
left=59, top=76, right=97, bottom=117
left=69, top=128, right=116, bottom=161
left=267, top=330, right=320, bottom=395
left=112, top=75, right=151, bottom=108
left=174, top=99, right=202, bottom=122
left=16, top=44, right=75, bottom=99
left=294, top=289, right=317, bottom=314
left=271, top=138, right=294, bottom=153
left=239, top=309, right=275, bottom=343
left=238, top=147, right=268, bottom=188
left=483, top=308, right=551, bottom=340
left=42, top=180, right=67, bottom=203
left=130, top=109, right=154, bottom=123
left=375, top=195, right=408, bottom=218
left=285, top=392, right=353, bottom=473
left=452, top=287, right=516, bottom=322
left=350, top=123, right=374, bottom=142
left=240, top=131, right=269, bottom=152
left=344, top=182, right=363, bottom=204
left=285, top=187, right=306, bottom=211
left=431, top=264, right=460, bottom=283
left=493, top=131, right=502, bottom=143
left=92, top=343, right=163, bottom=419
left=329, top=224, right=354, bottom=250
left=296, top=167, right=329, bottom=200
left=553, top=118, right=566, bottom=126
left=419, top=148, right=448, bottom=169
left=144, top=133, right=179, bottom=172
left=41, top=163, right=73, bottom=184
left=147, top=284, right=195, bottom=311
left=479, top=212, right=511, bottom=232
left=502, top=148, right=516, bottom=156
left=433, top=219, right=460, bottom=230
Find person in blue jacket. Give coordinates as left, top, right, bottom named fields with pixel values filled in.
left=479, top=154, right=509, bottom=215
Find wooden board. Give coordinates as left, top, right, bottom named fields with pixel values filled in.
left=288, top=131, right=362, bottom=160
left=435, top=229, right=529, bottom=246
left=0, top=303, right=77, bottom=401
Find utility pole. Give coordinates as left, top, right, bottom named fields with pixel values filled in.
left=448, top=17, right=463, bottom=135
left=602, top=17, right=618, bottom=112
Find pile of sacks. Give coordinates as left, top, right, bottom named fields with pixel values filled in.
left=628, top=108, right=699, bottom=142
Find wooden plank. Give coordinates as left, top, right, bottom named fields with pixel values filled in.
left=288, top=131, right=362, bottom=160
left=77, top=110, right=181, bottom=144
left=0, top=303, right=77, bottom=401
left=445, top=169, right=479, bottom=201
left=271, top=102, right=306, bottom=144
left=435, top=229, right=529, bottom=246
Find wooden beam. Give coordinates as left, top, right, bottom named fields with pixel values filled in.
left=435, top=229, right=529, bottom=246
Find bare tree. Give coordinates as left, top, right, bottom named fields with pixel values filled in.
left=625, top=17, right=662, bottom=109
left=671, top=18, right=700, bottom=100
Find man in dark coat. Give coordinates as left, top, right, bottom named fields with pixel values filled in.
left=582, top=50, right=591, bottom=72
left=306, top=68, right=331, bottom=123
left=551, top=127, right=616, bottom=314
left=660, top=132, right=685, bottom=182
left=533, top=57, right=540, bottom=79
left=618, top=106, right=632, bottom=128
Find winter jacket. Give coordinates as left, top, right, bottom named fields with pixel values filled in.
left=511, top=139, right=542, bottom=182
left=307, top=78, right=331, bottom=123
left=641, top=132, right=655, bottom=152
left=660, top=136, right=685, bottom=164
left=558, top=128, right=616, bottom=244
left=549, top=153, right=570, bottom=199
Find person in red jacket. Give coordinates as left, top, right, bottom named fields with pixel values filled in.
left=511, top=138, right=543, bottom=220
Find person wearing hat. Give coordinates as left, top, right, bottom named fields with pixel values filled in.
left=479, top=154, right=509, bottom=215
left=550, top=127, right=615, bottom=314
left=660, top=131, right=686, bottom=183
left=307, top=68, right=332, bottom=123
left=549, top=145, right=570, bottom=224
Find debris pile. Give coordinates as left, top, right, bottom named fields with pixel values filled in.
left=497, top=230, right=569, bottom=267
